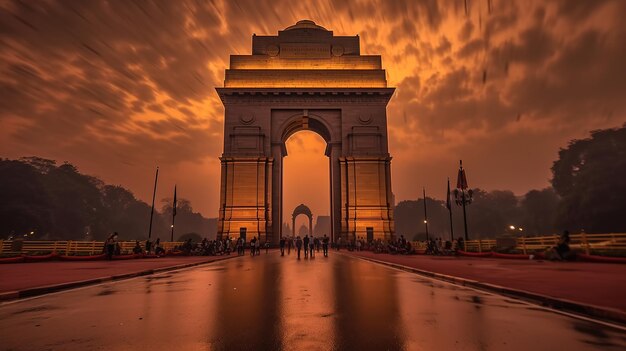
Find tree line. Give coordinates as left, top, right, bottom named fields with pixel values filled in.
left=2, top=124, right=624, bottom=241
left=395, top=124, right=626, bottom=240
left=0, top=157, right=216, bottom=241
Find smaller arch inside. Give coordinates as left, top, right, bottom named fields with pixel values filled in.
left=292, top=204, right=313, bottom=237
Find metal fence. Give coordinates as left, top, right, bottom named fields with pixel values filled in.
left=0, top=240, right=184, bottom=256
left=463, top=233, right=626, bottom=254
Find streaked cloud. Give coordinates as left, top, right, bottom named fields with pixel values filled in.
left=1, top=0, right=624, bottom=218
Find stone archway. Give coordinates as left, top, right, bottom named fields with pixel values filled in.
left=291, top=204, right=313, bottom=237
left=216, top=20, right=395, bottom=244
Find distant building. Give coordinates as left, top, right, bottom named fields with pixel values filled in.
left=314, top=215, right=331, bottom=236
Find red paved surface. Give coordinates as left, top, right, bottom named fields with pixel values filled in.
left=0, top=256, right=235, bottom=293
left=345, top=251, right=626, bottom=312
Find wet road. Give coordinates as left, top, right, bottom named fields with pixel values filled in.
left=1, top=251, right=625, bottom=351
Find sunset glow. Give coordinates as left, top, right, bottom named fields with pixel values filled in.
left=1, top=0, right=624, bottom=220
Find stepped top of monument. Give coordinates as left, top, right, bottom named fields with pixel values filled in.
left=219, top=20, right=392, bottom=89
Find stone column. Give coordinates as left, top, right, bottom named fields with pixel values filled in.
left=327, top=142, right=342, bottom=243
left=271, top=143, right=284, bottom=244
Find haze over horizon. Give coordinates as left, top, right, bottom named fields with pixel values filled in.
left=1, top=0, right=625, bottom=219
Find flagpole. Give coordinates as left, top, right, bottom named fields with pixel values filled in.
left=423, top=187, right=429, bottom=241
left=148, top=167, right=159, bottom=239
left=171, top=185, right=176, bottom=242
left=447, top=178, right=454, bottom=242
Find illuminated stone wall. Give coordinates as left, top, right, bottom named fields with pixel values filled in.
left=217, top=20, right=395, bottom=243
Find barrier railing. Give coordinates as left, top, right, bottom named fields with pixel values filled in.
left=463, top=233, right=626, bottom=254
left=0, top=240, right=184, bottom=256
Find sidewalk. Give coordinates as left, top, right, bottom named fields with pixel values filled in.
left=343, top=251, right=626, bottom=322
left=0, top=255, right=238, bottom=300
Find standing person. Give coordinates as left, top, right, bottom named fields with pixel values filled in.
left=105, top=232, right=118, bottom=260
left=155, top=238, right=164, bottom=255
left=303, top=235, right=310, bottom=258
left=309, top=237, right=315, bottom=258
left=295, top=236, right=303, bottom=259
left=250, top=237, right=257, bottom=257
left=279, top=237, right=286, bottom=256
left=265, top=240, right=270, bottom=254
left=322, top=235, right=329, bottom=257
left=456, top=237, right=465, bottom=253
left=145, top=238, right=153, bottom=254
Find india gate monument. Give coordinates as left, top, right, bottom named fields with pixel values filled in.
left=216, top=20, right=395, bottom=244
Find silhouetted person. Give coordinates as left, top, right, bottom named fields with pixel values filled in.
left=296, top=236, right=303, bottom=259
left=309, top=237, right=315, bottom=258
left=145, top=238, right=152, bottom=254
left=456, top=237, right=465, bottom=252
left=280, top=238, right=286, bottom=256
left=303, top=235, right=310, bottom=258
left=155, top=238, right=165, bottom=255
left=105, top=232, right=118, bottom=260
left=250, top=237, right=257, bottom=257
left=265, top=240, right=270, bottom=254
left=132, top=241, right=142, bottom=254
left=552, top=230, right=573, bottom=261
left=322, top=235, right=329, bottom=257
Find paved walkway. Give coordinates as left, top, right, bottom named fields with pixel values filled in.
left=0, top=256, right=237, bottom=294
left=2, top=252, right=624, bottom=351
left=343, top=251, right=626, bottom=312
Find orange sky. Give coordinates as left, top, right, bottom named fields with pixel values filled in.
left=1, top=0, right=625, bottom=224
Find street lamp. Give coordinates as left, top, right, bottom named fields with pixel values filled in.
left=453, top=160, right=473, bottom=241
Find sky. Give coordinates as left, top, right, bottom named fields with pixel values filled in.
left=1, top=0, right=625, bottom=222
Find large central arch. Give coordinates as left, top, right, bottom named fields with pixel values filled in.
left=216, top=20, right=395, bottom=244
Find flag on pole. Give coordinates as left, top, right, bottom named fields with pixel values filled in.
left=172, top=185, right=177, bottom=217
left=446, top=178, right=452, bottom=211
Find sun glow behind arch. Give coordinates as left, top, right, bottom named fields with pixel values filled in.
left=283, top=130, right=330, bottom=232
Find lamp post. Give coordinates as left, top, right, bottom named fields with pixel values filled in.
left=453, top=160, right=473, bottom=241
left=423, top=187, right=429, bottom=241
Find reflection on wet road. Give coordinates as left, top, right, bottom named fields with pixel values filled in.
left=1, top=252, right=625, bottom=350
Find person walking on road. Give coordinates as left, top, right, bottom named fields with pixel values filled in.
left=280, top=237, right=286, bottom=256
left=309, top=237, right=315, bottom=258
left=295, top=236, right=303, bottom=259
left=322, top=235, right=329, bottom=257
left=250, top=237, right=257, bottom=257
left=303, top=235, right=310, bottom=258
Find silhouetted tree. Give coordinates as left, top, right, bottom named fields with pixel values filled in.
left=0, top=157, right=214, bottom=240
left=551, top=124, right=626, bottom=233
left=520, top=188, right=560, bottom=235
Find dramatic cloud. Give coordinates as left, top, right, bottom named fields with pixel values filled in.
left=1, top=0, right=624, bottom=221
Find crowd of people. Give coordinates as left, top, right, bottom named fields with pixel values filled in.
left=103, top=230, right=575, bottom=261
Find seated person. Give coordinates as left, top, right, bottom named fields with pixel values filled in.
left=551, top=230, right=574, bottom=261
left=132, top=241, right=143, bottom=254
